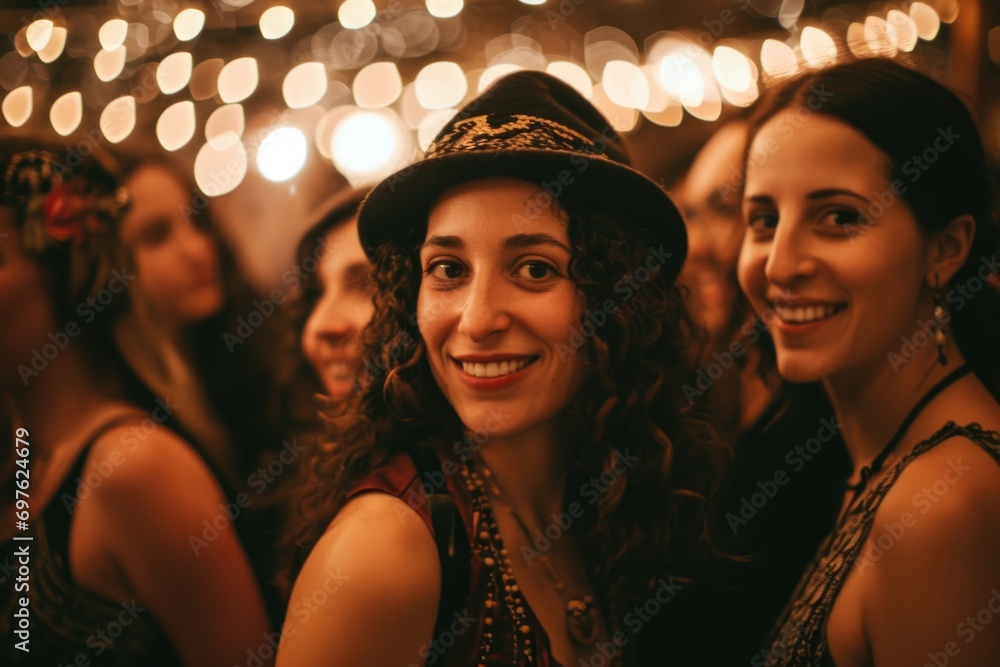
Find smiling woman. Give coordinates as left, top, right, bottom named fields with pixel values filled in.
left=279, top=71, right=721, bottom=667
left=737, top=58, right=1000, bottom=667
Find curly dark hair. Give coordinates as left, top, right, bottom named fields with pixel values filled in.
left=280, top=189, right=724, bottom=629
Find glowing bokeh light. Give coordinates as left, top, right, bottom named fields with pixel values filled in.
left=602, top=60, right=649, bottom=109
left=157, top=101, right=196, bottom=151
left=760, top=39, right=798, bottom=78
left=415, top=61, right=467, bottom=109
left=99, top=19, right=129, bottom=50
left=174, top=9, right=206, bottom=41
left=100, top=96, right=137, bottom=144
left=353, top=62, right=403, bottom=109
left=49, top=91, right=82, bottom=136
left=712, top=46, right=753, bottom=92
left=847, top=22, right=871, bottom=58
left=864, top=16, right=897, bottom=58
left=909, top=3, right=941, bottom=41
left=2, top=87, right=33, bottom=128
left=157, top=52, right=193, bottom=95
left=339, top=0, right=377, bottom=30
left=427, top=0, right=463, bottom=19
left=283, top=62, right=327, bottom=109
left=315, top=105, right=357, bottom=159
left=218, top=58, right=259, bottom=103
left=206, top=104, right=246, bottom=148
left=778, top=0, right=804, bottom=29
left=94, top=47, right=127, bottom=82
left=260, top=6, right=295, bottom=39
left=418, top=108, right=457, bottom=150
left=195, top=135, right=248, bottom=196
left=37, top=27, right=66, bottom=63
left=886, top=10, right=918, bottom=52
left=257, top=127, right=308, bottom=182
left=26, top=20, right=53, bottom=52
left=658, top=54, right=705, bottom=107
left=545, top=61, right=593, bottom=99
left=800, top=26, right=837, bottom=68
left=331, top=110, right=402, bottom=180
left=590, top=84, right=638, bottom=132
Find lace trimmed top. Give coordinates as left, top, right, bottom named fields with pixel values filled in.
left=761, top=422, right=1000, bottom=666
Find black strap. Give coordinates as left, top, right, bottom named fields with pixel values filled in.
left=404, top=443, right=471, bottom=646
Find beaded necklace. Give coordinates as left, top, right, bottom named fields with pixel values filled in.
left=461, top=461, right=624, bottom=667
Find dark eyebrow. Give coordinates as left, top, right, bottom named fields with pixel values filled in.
left=806, top=188, right=870, bottom=203
left=743, top=194, right=774, bottom=205
left=420, top=235, right=463, bottom=250
left=502, top=233, right=570, bottom=253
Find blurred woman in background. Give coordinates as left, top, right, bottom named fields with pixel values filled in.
left=284, top=188, right=372, bottom=437
left=116, top=160, right=284, bottom=487
left=0, top=139, right=273, bottom=666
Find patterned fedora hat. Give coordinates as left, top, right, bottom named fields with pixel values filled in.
left=357, top=70, right=687, bottom=279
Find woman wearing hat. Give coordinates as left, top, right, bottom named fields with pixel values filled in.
left=0, top=139, right=273, bottom=666
left=278, top=71, right=719, bottom=666
left=738, top=58, right=1000, bottom=666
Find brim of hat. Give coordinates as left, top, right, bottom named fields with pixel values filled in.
left=357, top=148, right=687, bottom=280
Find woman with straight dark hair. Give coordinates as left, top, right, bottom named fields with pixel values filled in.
left=738, top=58, right=1000, bottom=666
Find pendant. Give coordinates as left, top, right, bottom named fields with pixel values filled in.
left=565, top=596, right=601, bottom=645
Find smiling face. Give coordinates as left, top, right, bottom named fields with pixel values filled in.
left=301, top=217, right=374, bottom=400
left=120, top=164, right=224, bottom=326
left=737, top=111, right=929, bottom=383
left=417, top=177, right=588, bottom=439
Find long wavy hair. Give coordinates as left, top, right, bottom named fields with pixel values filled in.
left=747, top=57, right=1000, bottom=398
left=281, top=189, right=724, bottom=626
left=116, top=157, right=285, bottom=476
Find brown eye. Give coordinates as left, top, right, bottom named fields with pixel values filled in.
left=426, top=261, right=464, bottom=280
left=516, top=261, right=554, bottom=280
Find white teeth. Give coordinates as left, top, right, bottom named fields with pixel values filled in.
left=326, top=362, right=352, bottom=379
left=776, top=304, right=841, bottom=323
left=461, top=358, right=531, bottom=378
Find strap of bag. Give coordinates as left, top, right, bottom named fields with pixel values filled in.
left=404, top=442, right=471, bottom=646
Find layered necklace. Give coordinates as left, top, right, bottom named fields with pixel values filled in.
left=462, top=457, right=620, bottom=667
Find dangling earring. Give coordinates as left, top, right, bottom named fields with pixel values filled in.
left=933, top=273, right=948, bottom=366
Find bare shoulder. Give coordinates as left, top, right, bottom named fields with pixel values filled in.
left=278, top=492, right=442, bottom=667
left=860, top=433, right=1000, bottom=665
left=83, top=423, right=218, bottom=504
